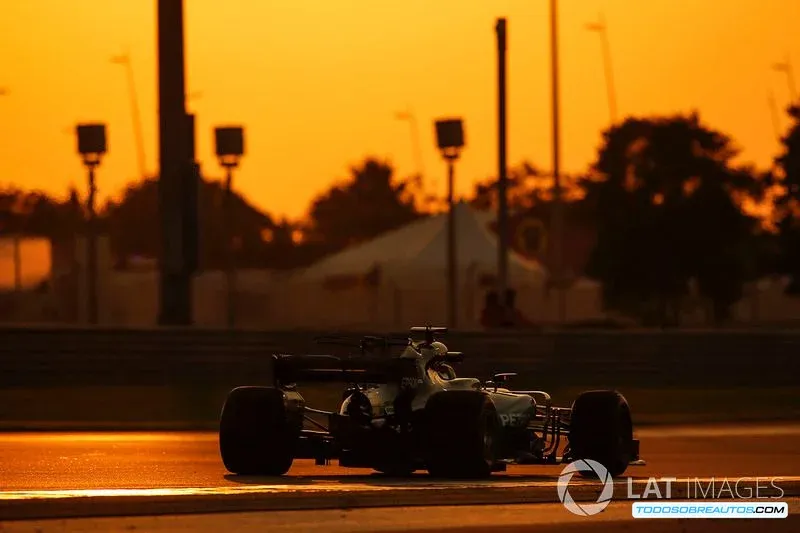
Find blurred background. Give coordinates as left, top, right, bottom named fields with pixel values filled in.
left=1, top=0, right=799, bottom=331
left=0, top=0, right=799, bottom=432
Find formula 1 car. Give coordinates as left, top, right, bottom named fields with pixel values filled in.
left=219, top=326, right=640, bottom=478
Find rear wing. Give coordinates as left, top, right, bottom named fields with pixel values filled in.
left=314, top=335, right=411, bottom=356
left=410, top=326, right=447, bottom=344
left=273, top=354, right=418, bottom=385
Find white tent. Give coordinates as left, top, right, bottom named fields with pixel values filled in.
left=295, top=202, right=546, bottom=288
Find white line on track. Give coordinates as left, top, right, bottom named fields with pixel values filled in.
left=636, top=424, right=800, bottom=438
left=2, top=423, right=798, bottom=444
left=2, top=477, right=799, bottom=501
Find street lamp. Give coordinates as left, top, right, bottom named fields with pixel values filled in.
left=586, top=12, right=618, bottom=124
left=395, top=107, right=426, bottom=182
left=214, top=125, right=245, bottom=328
left=434, top=118, right=465, bottom=328
left=110, top=51, right=147, bottom=178
left=76, top=123, right=108, bottom=325
left=768, top=89, right=782, bottom=141
left=772, top=56, right=798, bottom=103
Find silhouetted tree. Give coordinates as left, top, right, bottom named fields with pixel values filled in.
left=581, top=113, right=766, bottom=325
left=471, top=162, right=547, bottom=211
left=775, top=105, right=800, bottom=292
left=0, top=188, right=82, bottom=239
left=103, top=177, right=288, bottom=270
left=0, top=189, right=22, bottom=235
left=470, top=161, right=586, bottom=212
left=102, top=180, right=158, bottom=262
left=64, top=187, right=84, bottom=233
left=305, top=158, right=422, bottom=253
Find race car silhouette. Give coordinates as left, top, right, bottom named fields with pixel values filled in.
left=219, top=326, right=640, bottom=478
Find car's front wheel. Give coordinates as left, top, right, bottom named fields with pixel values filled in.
left=567, top=390, right=633, bottom=478
left=424, top=391, right=498, bottom=478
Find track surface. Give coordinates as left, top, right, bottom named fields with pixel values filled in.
left=5, top=501, right=800, bottom=533
left=1, top=424, right=799, bottom=491
left=0, top=425, right=800, bottom=491
left=1, top=424, right=799, bottom=528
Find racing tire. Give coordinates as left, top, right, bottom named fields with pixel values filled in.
left=568, top=390, right=633, bottom=478
left=219, top=386, right=297, bottom=476
left=424, top=391, right=498, bottom=478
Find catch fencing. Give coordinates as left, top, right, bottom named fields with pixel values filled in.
left=1, top=326, right=797, bottom=391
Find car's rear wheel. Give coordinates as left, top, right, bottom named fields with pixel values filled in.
left=219, top=386, right=298, bottom=475
left=567, top=390, right=633, bottom=478
left=424, top=391, right=498, bottom=478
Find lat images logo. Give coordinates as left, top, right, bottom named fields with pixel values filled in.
left=557, top=459, right=615, bottom=516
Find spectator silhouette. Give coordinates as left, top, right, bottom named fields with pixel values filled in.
left=480, top=290, right=501, bottom=328
left=481, top=288, right=536, bottom=329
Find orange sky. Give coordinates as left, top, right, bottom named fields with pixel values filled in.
left=1, top=1, right=799, bottom=220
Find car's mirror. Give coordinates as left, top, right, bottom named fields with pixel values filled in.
left=444, top=351, right=464, bottom=363
left=493, top=372, right=517, bottom=383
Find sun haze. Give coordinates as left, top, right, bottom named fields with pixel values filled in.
left=0, top=0, right=798, bottom=219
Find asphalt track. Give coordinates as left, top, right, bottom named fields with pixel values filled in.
left=4, top=501, right=800, bottom=533
left=1, top=423, right=799, bottom=527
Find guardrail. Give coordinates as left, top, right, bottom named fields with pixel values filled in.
left=1, top=326, right=798, bottom=390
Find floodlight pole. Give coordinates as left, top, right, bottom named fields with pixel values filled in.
left=111, top=52, right=147, bottom=179
left=434, top=118, right=465, bottom=328
left=769, top=90, right=782, bottom=141
left=496, top=18, right=510, bottom=322
left=586, top=13, right=618, bottom=124
left=446, top=154, right=458, bottom=329
left=85, top=162, right=99, bottom=324
left=223, top=163, right=237, bottom=328
left=550, top=0, right=566, bottom=323
left=76, top=123, right=106, bottom=325
left=773, top=57, right=797, bottom=103
left=395, top=109, right=426, bottom=181
left=214, top=126, right=245, bottom=329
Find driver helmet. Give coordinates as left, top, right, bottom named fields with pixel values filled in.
left=429, top=341, right=448, bottom=355
left=427, top=341, right=456, bottom=380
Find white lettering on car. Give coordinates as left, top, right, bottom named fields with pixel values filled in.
left=401, top=377, right=423, bottom=388
left=499, top=413, right=527, bottom=426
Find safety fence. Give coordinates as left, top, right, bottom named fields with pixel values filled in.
left=1, top=326, right=798, bottom=391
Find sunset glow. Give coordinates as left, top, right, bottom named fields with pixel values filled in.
left=1, top=1, right=798, bottom=219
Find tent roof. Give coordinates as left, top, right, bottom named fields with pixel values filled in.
left=297, top=202, right=546, bottom=282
